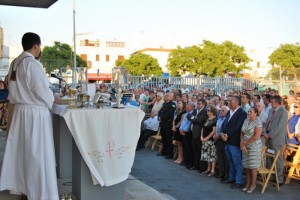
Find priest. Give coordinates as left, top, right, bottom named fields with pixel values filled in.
left=0, top=32, right=59, bottom=200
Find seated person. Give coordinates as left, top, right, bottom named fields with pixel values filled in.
left=136, top=110, right=160, bottom=150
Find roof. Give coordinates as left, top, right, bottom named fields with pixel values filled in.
left=0, top=0, right=58, bottom=8
left=135, top=48, right=173, bottom=54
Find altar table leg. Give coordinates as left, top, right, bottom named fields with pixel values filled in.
left=53, top=114, right=73, bottom=178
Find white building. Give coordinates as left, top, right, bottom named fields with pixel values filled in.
left=134, top=47, right=173, bottom=73
left=76, top=37, right=132, bottom=82
left=0, top=26, right=10, bottom=79
left=245, top=48, right=272, bottom=79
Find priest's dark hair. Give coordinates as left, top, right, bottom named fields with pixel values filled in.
left=22, top=32, right=41, bottom=51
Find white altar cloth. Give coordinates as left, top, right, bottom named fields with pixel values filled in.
left=52, top=104, right=145, bottom=186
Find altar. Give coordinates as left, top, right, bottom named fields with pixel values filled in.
left=52, top=104, right=145, bottom=199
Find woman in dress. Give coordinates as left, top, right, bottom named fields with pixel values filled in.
left=240, top=107, right=262, bottom=193
left=200, top=105, right=218, bottom=177
left=172, top=100, right=186, bottom=164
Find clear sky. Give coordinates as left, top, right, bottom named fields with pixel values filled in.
left=0, top=0, right=299, bottom=56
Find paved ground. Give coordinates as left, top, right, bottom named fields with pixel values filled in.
left=131, top=148, right=300, bottom=200
left=1, top=130, right=299, bottom=200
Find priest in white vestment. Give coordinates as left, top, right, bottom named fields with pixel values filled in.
left=0, top=32, right=59, bottom=200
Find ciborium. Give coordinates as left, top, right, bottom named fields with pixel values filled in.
left=112, top=67, right=128, bottom=108
left=67, top=88, right=77, bottom=109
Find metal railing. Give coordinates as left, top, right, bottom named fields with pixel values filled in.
left=128, top=76, right=258, bottom=93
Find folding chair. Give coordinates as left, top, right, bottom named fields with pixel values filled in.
left=145, top=128, right=162, bottom=152
left=283, top=143, right=300, bottom=184
left=257, top=147, right=281, bottom=193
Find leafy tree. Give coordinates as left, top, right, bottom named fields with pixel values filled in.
left=115, top=52, right=163, bottom=76
left=41, top=41, right=87, bottom=74
left=167, top=46, right=202, bottom=76
left=167, top=40, right=250, bottom=77
left=268, top=43, right=300, bottom=80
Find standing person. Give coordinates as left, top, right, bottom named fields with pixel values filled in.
left=240, top=107, right=262, bottom=193
left=158, top=92, right=176, bottom=159
left=262, top=95, right=288, bottom=186
left=241, top=93, right=251, bottom=113
left=263, top=94, right=272, bottom=114
left=140, top=89, right=150, bottom=112
left=179, top=102, right=196, bottom=168
left=200, top=105, right=218, bottom=177
left=181, top=84, right=190, bottom=94
left=256, top=102, right=268, bottom=146
left=0, top=33, right=59, bottom=199
left=214, top=106, right=230, bottom=180
left=220, top=96, right=247, bottom=189
left=188, top=99, right=208, bottom=171
left=172, top=100, right=186, bottom=164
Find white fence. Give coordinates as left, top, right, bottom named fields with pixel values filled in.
left=128, top=76, right=258, bottom=93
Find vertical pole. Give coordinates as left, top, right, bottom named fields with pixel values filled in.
left=72, top=0, right=77, bottom=88
left=279, top=66, right=282, bottom=95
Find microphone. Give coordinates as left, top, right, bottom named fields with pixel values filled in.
left=51, top=73, right=64, bottom=82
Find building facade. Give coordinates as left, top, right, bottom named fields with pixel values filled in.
left=77, top=37, right=131, bottom=82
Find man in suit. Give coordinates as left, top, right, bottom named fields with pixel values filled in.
left=262, top=95, right=288, bottom=185
left=187, top=99, right=208, bottom=171
left=221, top=96, right=247, bottom=189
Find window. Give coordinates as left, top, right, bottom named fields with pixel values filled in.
left=106, top=55, right=110, bottom=62
left=80, top=54, right=87, bottom=61
left=96, top=54, right=100, bottom=61
left=80, top=39, right=100, bottom=47
left=117, top=55, right=124, bottom=60
left=106, top=41, right=125, bottom=48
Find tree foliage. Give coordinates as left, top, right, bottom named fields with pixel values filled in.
left=167, top=40, right=250, bottom=77
left=41, top=41, right=87, bottom=74
left=115, top=52, right=163, bottom=76
left=268, top=43, right=300, bottom=80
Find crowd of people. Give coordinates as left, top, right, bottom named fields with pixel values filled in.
left=135, top=84, right=300, bottom=193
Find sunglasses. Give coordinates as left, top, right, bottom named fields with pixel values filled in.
left=295, top=106, right=299, bottom=108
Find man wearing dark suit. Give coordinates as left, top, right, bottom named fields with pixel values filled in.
left=221, top=96, right=247, bottom=189
left=187, top=99, right=208, bottom=171
left=158, top=92, right=176, bottom=159
left=263, top=95, right=288, bottom=185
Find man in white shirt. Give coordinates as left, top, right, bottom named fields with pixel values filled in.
left=0, top=32, right=59, bottom=200
left=163, top=84, right=171, bottom=93
left=241, top=93, right=251, bottom=113
left=181, top=84, right=190, bottom=94
left=263, top=94, right=272, bottom=114
left=137, top=110, right=160, bottom=150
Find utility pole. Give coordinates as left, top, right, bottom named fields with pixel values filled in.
left=72, top=0, right=77, bottom=88
left=279, top=65, right=283, bottom=95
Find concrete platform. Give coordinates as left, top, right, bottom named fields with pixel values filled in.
left=0, top=131, right=170, bottom=200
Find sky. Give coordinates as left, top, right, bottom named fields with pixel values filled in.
left=0, top=0, right=300, bottom=60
